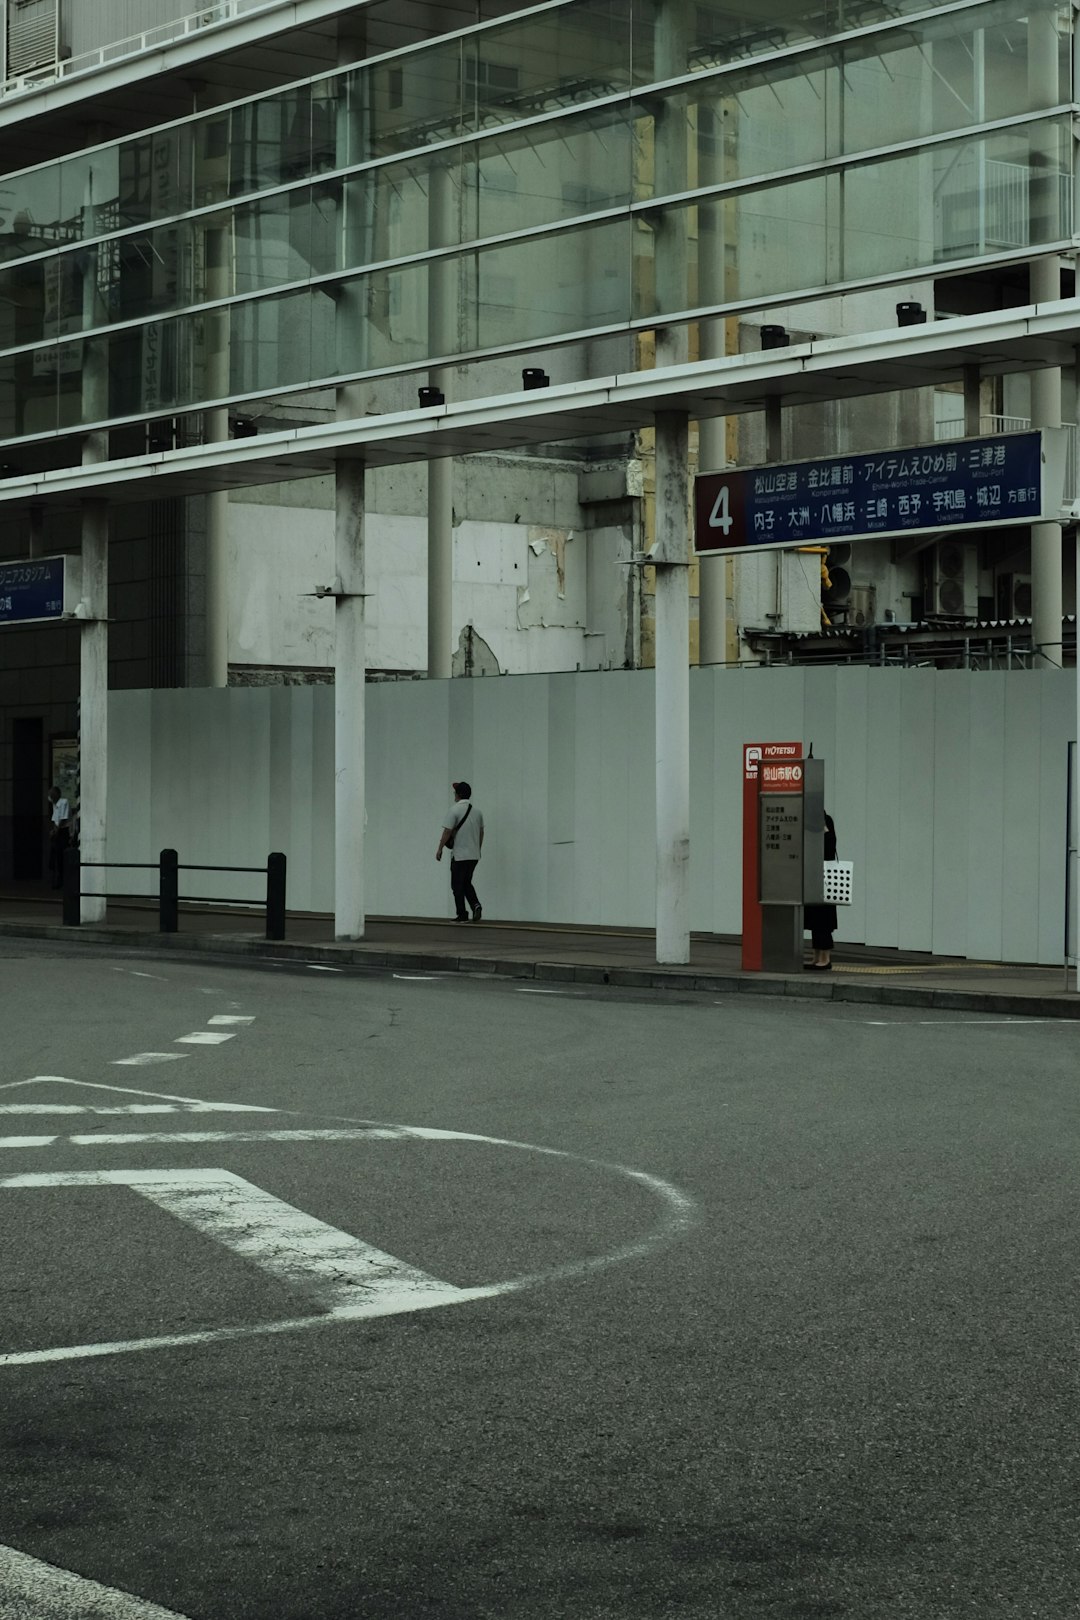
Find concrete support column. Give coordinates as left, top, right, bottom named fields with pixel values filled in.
left=334, top=458, right=366, bottom=939
left=963, top=365, right=981, bottom=437
left=427, top=164, right=456, bottom=679
left=79, top=502, right=108, bottom=925
left=654, top=411, right=691, bottom=964
left=204, top=224, right=232, bottom=688
left=205, top=411, right=230, bottom=689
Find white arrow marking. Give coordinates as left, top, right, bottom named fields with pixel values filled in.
left=0, top=1542, right=193, bottom=1618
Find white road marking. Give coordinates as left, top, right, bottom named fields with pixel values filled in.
left=0, top=1137, right=55, bottom=1148
left=207, top=1014, right=254, bottom=1026
left=864, top=1018, right=1063, bottom=1027
left=0, top=1102, right=276, bottom=1116
left=517, top=987, right=578, bottom=996
left=0, top=1541, right=193, bottom=1618
left=113, top=1054, right=189, bottom=1066
left=918, top=1018, right=1060, bottom=1025
left=306, top=964, right=343, bottom=972
left=107, top=967, right=167, bottom=982
left=4, top=1167, right=464, bottom=1313
left=0, top=1077, right=275, bottom=1108
left=175, top=1032, right=235, bottom=1045
left=65, top=1127, right=409, bottom=1146
left=0, top=1121, right=699, bottom=1368
left=393, top=974, right=439, bottom=981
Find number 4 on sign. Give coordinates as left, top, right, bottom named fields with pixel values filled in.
left=708, top=485, right=733, bottom=536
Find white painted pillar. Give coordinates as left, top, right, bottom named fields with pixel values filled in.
left=79, top=502, right=108, bottom=925
left=654, top=411, right=691, bottom=964
left=427, top=164, right=456, bottom=679
left=334, top=457, right=366, bottom=939
left=427, top=452, right=453, bottom=678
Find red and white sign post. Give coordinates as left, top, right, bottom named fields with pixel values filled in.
left=742, top=741, right=802, bottom=971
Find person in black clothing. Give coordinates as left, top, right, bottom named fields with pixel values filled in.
left=804, top=812, right=837, bottom=970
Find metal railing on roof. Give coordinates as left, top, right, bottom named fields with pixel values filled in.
left=0, top=0, right=284, bottom=102
left=936, top=411, right=1078, bottom=500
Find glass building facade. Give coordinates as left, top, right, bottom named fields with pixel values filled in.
left=0, top=0, right=1072, bottom=450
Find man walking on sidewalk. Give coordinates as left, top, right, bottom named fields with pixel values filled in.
left=436, top=780, right=484, bottom=922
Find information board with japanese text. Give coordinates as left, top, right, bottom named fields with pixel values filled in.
left=759, top=793, right=804, bottom=904
left=0, top=557, right=70, bottom=626
left=695, top=430, right=1059, bottom=555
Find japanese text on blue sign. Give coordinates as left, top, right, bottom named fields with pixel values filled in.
left=0, top=556, right=67, bottom=625
left=694, top=431, right=1044, bottom=554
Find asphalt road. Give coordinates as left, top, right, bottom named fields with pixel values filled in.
left=1, top=937, right=1079, bottom=1620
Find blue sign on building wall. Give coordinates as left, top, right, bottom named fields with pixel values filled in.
left=0, top=556, right=69, bottom=625
left=694, top=430, right=1055, bottom=555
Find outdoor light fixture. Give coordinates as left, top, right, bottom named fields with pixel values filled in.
left=896, top=301, right=926, bottom=326
left=418, top=386, right=444, bottom=407
left=522, top=368, right=549, bottom=389
left=760, top=325, right=789, bottom=350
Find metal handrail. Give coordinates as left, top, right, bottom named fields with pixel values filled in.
left=62, top=846, right=286, bottom=940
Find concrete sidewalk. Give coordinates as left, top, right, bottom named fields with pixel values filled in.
left=2, top=882, right=1077, bottom=1019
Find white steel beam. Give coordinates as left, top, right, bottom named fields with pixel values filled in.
left=2, top=303, right=1080, bottom=513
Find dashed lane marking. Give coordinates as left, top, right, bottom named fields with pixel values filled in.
left=175, top=1031, right=236, bottom=1046
left=305, top=964, right=343, bottom=973
left=0, top=1137, right=55, bottom=1148
left=207, top=1014, right=254, bottom=1025
left=115, top=1053, right=189, bottom=1066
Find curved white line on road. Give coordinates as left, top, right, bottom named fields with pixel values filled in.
left=0, top=1123, right=699, bottom=1369
left=0, top=1542, right=192, bottom=1618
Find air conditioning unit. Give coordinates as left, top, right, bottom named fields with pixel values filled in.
left=924, top=540, right=978, bottom=618
left=848, top=586, right=876, bottom=628
left=996, top=572, right=1032, bottom=619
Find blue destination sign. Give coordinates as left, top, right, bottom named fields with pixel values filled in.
left=694, top=430, right=1048, bottom=554
left=0, top=556, right=68, bottom=625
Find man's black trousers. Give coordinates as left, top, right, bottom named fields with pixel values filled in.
left=450, top=858, right=480, bottom=919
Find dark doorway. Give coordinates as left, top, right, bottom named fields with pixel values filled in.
left=12, top=717, right=43, bottom=879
